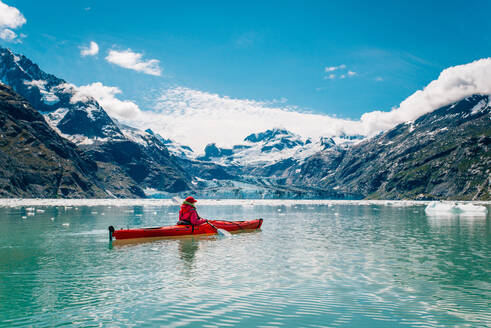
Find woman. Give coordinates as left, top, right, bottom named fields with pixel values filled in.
left=177, top=196, right=207, bottom=226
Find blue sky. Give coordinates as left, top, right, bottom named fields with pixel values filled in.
left=1, top=0, right=491, bottom=149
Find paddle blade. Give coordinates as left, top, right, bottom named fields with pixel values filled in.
left=217, top=229, right=232, bottom=237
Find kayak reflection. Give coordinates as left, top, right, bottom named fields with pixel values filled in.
left=178, top=237, right=199, bottom=270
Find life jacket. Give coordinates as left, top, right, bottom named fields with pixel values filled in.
left=179, top=203, right=196, bottom=223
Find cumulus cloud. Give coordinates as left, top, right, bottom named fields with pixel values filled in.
left=360, top=57, right=491, bottom=135
left=105, top=49, right=161, bottom=76
left=74, top=82, right=142, bottom=119
left=80, top=41, right=99, bottom=56
left=0, top=1, right=26, bottom=41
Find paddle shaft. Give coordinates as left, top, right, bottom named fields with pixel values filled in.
left=206, top=220, right=220, bottom=233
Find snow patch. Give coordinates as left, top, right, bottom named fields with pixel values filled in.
left=407, top=122, right=415, bottom=133
left=121, top=127, right=150, bottom=147
left=84, top=104, right=100, bottom=121
left=44, top=108, right=68, bottom=127
left=427, top=127, right=449, bottom=137
left=24, top=79, right=47, bottom=89
left=24, top=79, right=60, bottom=105
left=470, top=99, right=488, bottom=115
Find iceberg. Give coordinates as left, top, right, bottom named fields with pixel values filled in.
left=425, top=201, right=488, bottom=216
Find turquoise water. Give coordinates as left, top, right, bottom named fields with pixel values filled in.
left=0, top=202, right=490, bottom=327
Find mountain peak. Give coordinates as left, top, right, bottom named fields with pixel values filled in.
left=244, top=128, right=295, bottom=143
left=0, top=47, right=123, bottom=140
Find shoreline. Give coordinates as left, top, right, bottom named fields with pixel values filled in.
left=0, top=198, right=490, bottom=207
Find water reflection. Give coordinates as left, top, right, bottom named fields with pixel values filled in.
left=178, top=238, right=199, bottom=272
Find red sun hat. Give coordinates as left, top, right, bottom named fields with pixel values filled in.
left=185, top=196, right=197, bottom=203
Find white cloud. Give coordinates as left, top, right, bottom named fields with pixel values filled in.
left=324, top=65, right=357, bottom=79
left=360, top=57, right=491, bottom=135
left=325, top=64, right=346, bottom=72
left=0, top=1, right=25, bottom=28
left=105, top=49, right=161, bottom=76
left=126, top=87, right=362, bottom=151
left=0, top=1, right=26, bottom=41
left=0, top=28, right=16, bottom=41
left=80, top=41, right=99, bottom=56
left=73, top=82, right=142, bottom=120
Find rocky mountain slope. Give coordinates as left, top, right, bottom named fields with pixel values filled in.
left=0, top=83, right=109, bottom=197
left=289, top=95, right=491, bottom=200
left=0, top=47, right=190, bottom=195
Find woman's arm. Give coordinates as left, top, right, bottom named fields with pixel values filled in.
left=190, top=209, right=207, bottom=225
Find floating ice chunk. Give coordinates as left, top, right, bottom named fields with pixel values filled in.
left=425, top=201, right=488, bottom=216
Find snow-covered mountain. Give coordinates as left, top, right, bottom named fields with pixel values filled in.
left=0, top=47, right=190, bottom=194
left=0, top=48, right=123, bottom=143
left=195, top=128, right=350, bottom=166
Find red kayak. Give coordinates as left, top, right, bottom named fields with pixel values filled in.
left=109, top=219, right=263, bottom=241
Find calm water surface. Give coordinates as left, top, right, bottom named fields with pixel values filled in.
left=0, top=202, right=490, bottom=327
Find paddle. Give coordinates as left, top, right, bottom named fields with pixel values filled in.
left=206, top=220, right=231, bottom=237
left=172, top=196, right=231, bottom=237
